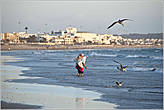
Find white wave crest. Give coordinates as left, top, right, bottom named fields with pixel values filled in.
left=126, top=55, right=149, bottom=58
left=127, top=55, right=138, bottom=58
left=89, top=52, right=117, bottom=57
left=132, top=67, right=162, bottom=73
left=150, top=56, right=163, bottom=60
left=133, top=67, right=151, bottom=71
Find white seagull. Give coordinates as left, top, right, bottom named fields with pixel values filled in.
left=107, top=18, right=133, bottom=29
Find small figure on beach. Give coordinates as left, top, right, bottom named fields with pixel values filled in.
left=8, top=48, right=11, bottom=51
left=74, top=53, right=87, bottom=77
left=107, top=18, right=133, bottom=29
left=113, top=60, right=128, bottom=72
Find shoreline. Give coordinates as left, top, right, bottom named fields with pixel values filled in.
left=1, top=55, right=117, bottom=109
left=1, top=44, right=163, bottom=51
left=1, top=101, right=42, bottom=109
left=1, top=48, right=163, bottom=109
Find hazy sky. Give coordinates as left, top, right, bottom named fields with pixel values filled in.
left=1, top=0, right=163, bottom=34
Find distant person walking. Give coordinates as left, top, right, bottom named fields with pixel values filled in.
left=74, top=53, right=87, bottom=77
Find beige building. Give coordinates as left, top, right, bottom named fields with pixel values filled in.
left=74, top=36, right=85, bottom=44
left=17, top=32, right=36, bottom=38
left=1, top=32, right=20, bottom=44
left=40, top=34, right=58, bottom=42
left=52, top=36, right=74, bottom=45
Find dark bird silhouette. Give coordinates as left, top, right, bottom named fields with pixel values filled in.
left=115, top=81, right=123, bottom=88
left=150, top=68, right=156, bottom=71
left=113, top=60, right=128, bottom=72
left=107, top=19, right=133, bottom=29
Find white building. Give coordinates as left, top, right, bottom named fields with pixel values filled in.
left=66, top=27, right=77, bottom=34
left=75, top=32, right=98, bottom=42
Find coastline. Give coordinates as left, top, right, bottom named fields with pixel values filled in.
left=1, top=101, right=42, bottom=109
left=1, top=48, right=163, bottom=109
left=1, top=55, right=117, bottom=109
left=1, top=44, right=162, bottom=51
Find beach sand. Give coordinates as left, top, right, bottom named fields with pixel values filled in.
left=1, top=44, right=162, bottom=51
left=0, top=55, right=117, bottom=109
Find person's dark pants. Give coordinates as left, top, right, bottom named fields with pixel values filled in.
left=76, top=64, right=84, bottom=76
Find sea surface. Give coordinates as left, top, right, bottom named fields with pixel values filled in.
left=1, top=48, right=163, bottom=109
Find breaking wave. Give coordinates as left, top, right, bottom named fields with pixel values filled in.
left=89, top=52, right=117, bottom=57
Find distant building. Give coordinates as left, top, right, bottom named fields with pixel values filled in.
left=75, top=32, right=98, bottom=42
left=66, top=27, right=77, bottom=34
left=1, top=32, right=20, bottom=44
left=1, top=27, right=163, bottom=46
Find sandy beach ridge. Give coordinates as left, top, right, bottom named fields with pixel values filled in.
left=1, top=44, right=162, bottom=51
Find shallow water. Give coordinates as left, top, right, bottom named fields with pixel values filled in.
left=1, top=48, right=163, bottom=109
left=1, top=56, right=117, bottom=109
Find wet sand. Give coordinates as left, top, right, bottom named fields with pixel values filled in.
left=0, top=56, right=117, bottom=109
left=1, top=101, right=42, bottom=109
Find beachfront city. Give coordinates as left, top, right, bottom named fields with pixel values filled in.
left=1, top=27, right=163, bottom=50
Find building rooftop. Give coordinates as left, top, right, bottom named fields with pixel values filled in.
left=77, top=31, right=91, bottom=33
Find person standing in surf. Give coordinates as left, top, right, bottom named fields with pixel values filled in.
left=74, top=53, right=87, bottom=77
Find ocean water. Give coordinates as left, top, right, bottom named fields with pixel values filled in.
left=1, top=48, right=163, bottom=109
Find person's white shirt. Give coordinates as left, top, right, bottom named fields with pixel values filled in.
left=75, top=56, right=86, bottom=68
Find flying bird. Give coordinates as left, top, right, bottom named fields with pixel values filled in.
left=115, top=81, right=123, bottom=88
left=107, top=19, right=133, bottom=29
left=113, top=60, right=128, bottom=72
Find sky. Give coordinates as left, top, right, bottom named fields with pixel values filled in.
left=0, top=0, right=163, bottom=34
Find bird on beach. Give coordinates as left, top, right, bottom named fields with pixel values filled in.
left=107, top=19, right=133, bottom=29
left=115, top=81, right=123, bottom=88
left=113, top=60, right=128, bottom=72
left=150, top=68, right=156, bottom=71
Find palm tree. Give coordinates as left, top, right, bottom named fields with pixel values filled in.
left=25, top=27, right=28, bottom=34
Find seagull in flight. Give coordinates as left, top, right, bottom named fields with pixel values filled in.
left=115, top=81, right=123, bottom=88
left=107, top=19, right=133, bottom=29
left=113, top=60, right=128, bottom=72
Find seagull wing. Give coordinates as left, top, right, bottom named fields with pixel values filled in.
left=116, top=82, right=119, bottom=85
left=107, top=21, right=118, bottom=29
left=123, top=65, right=128, bottom=69
left=113, top=60, right=123, bottom=68
left=121, top=19, right=134, bottom=22
left=120, top=81, right=123, bottom=84
left=113, top=60, right=120, bottom=64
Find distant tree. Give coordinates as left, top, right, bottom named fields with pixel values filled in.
left=25, top=27, right=28, bottom=34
